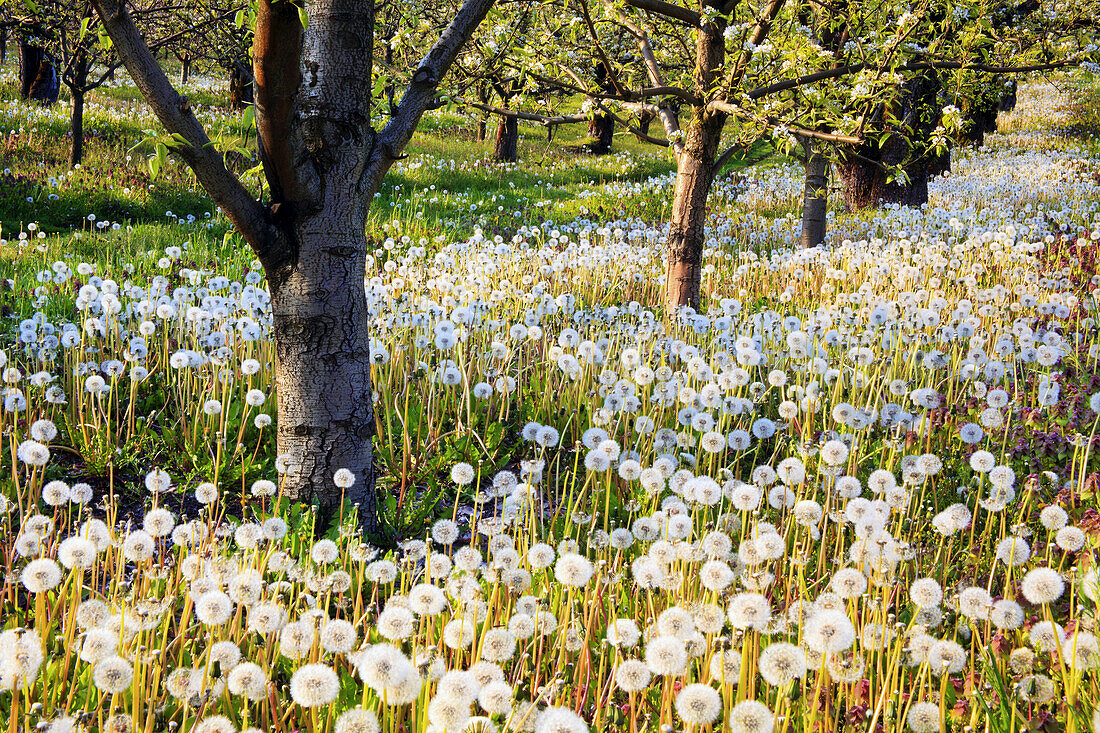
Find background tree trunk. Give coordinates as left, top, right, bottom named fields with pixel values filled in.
left=800, top=137, right=828, bottom=247
left=20, top=42, right=58, bottom=104
left=229, top=63, right=253, bottom=109
left=68, top=55, right=89, bottom=167
left=587, top=114, right=613, bottom=154
left=494, top=116, right=518, bottom=161
left=635, top=109, right=654, bottom=139
left=837, top=156, right=884, bottom=211
left=586, top=61, right=614, bottom=154
left=180, top=55, right=192, bottom=84
left=839, top=72, right=943, bottom=211
left=476, top=116, right=487, bottom=141
left=18, top=41, right=44, bottom=99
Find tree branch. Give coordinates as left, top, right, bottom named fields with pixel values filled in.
left=623, top=0, right=701, bottom=26
left=613, top=7, right=685, bottom=155
left=461, top=99, right=590, bottom=125
left=89, top=0, right=282, bottom=262
left=708, top=100, right=863, bottom=144
left=747, top=59, right=1078, bottom=100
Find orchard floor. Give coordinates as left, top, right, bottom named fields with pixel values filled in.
left=1, top=76, right=1100, bottom=733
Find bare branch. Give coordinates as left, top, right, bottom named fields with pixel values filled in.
left=461, top=99, right=590, bottom=125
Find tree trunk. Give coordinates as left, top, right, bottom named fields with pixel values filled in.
left=800, top=137, right=828, bottom=248
left=881, top=146, right=930, bottom=208
left=494, top=116, right=518, bottom=162
left=180, top=55, right=191, bottom=84
left=664, top=13, right=727, bottom=312
left=476, top=116, right=487, bottom=141
left=587, top=114, right=613, bottom=154
left=91, top=0, right=497, bottom=536
left=837, top=156, right=884, bottom=212
left=586, top=61, right=614, bottom=154
left=18, top=41, right=44, bottom=99
left=636, top=109, right=654, bottom=139
left=270, top=222, right=377, bottom=531
left=666, top=148, right=714, bottom=310
left=68, top=55, right=89, bottom=167
left=20, top=42, right=58, bottom=104
left=1000, top=81, right=1018, bottom=112
left=928, top=147, right=950, bottom=177
left=229, top=64, right=253, bottom=109
left=69, top=87, right=85, bottom=166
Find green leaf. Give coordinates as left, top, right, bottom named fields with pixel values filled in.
left=298, top=5, right=308, bottom=29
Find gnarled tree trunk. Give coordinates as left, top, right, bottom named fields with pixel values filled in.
left=586, top=61, right=614, bottom=154
left=588, top=114, right=613, bottom=154
left=20, top=42, right=58, bottom=104
left=635, top=108, right=654, bottom=139
left=494, top=116, right=518, bottom=162
left=837, top=156, right=884, bottom=212
left=840, top=73, right=941, bottom=211
left=800, top=137, right=827, bottom=247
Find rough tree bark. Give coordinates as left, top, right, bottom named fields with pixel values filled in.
left=665, top=17, right=727, bottom=311
left=836, top=155, right=884, bottom=212
left=92, top=0, right=497, bottom=534
left=800, top=137, right=827, bottom=248
left=635, top=108, right=654, bottom=139
left=494, top=116, right=518, bottom=162
left=18, top=41, right=44, bottom=99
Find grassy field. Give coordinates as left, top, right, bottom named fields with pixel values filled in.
left=4, top=59, right=1100, bottom=733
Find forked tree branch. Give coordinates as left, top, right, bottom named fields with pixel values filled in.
left=89, top=0, right=281, bottom=261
